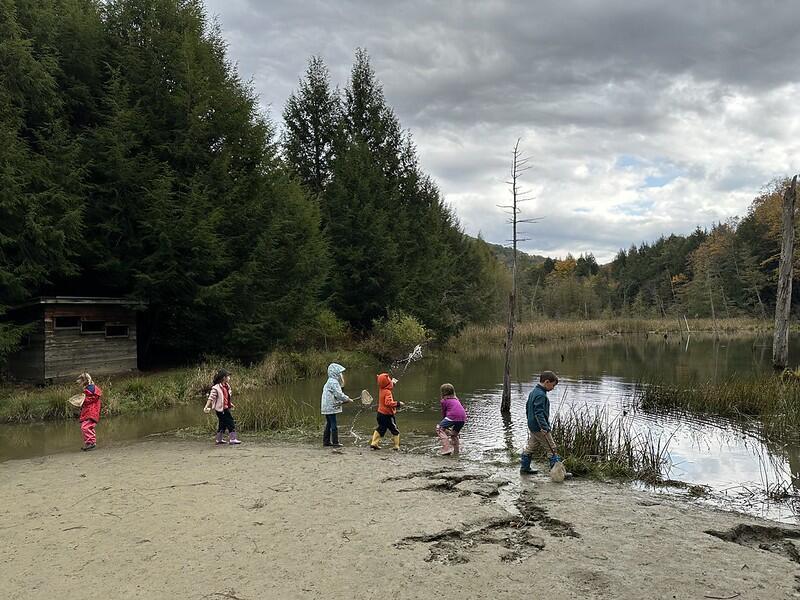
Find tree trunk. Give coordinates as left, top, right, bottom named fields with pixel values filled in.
left=707, top=276, right=718, bottom=335
left=720, top=286, right=731, bottom=319
left=530, top=275, right=540, bottom=319
left=773, top=175, right=797, bottom=369
left=501, top=139, right=526, bottom=415
left=755, top=287, right=767, bottom=321
left=501, top=291, right=515, bottom=414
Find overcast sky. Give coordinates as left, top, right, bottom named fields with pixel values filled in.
left=204, top=0, right=800, bottom=262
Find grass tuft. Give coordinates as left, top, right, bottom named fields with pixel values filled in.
left=549, top=405, right=672, bottom=482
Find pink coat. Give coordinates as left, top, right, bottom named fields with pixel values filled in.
left=79, top=384, right=102, bottom=423
left=206, top=383, right=232, bottom=412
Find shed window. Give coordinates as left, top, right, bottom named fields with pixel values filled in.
left=54, top=316, right=80, bottom=329
left=105, top=325, right=129, bottom=338
left=81, top=320, right=105, bottom=334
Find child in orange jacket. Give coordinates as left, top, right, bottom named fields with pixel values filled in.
left=370, top=372, right=404, bottom=450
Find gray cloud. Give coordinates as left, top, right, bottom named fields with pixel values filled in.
left=205, top=0, right=800, bottom=262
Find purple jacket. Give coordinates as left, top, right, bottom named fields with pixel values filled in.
left=441, top=395, right=467, bottom=422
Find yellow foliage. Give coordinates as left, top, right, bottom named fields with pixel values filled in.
left=548, top=255, right=577, bottom=280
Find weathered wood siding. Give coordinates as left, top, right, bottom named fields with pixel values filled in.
left=5, top=320, right=45, bottom=382
left=44, top=306, right=137, bottom=382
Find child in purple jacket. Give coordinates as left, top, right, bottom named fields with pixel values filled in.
left=436, top=383, right=467, bottom=455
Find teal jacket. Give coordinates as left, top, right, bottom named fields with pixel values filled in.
left=526, top=384, right=550, bottom=432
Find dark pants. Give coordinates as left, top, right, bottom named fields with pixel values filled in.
left=216, top=409, right=236, bottom=433
left=376, top=412, right=399, bottom=437
left=323, top=414, right=339, bottom=445
left=438, top=418, right=465, bottom=433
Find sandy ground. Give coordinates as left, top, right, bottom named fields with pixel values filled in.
left=2, top=438, right=800, bottom=600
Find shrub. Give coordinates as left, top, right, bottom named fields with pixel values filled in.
left=367, top=310, right=429, bottom=359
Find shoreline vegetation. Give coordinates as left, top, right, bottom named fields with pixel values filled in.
left=637, top=374, right=800, bottom=441
left=2, top=316, right=795, bottom=490
left=0, top=317, right=772, bottom=426
left=550, top=406, right=669, bottom=483
left=0, top=349, right=376, bottom=425
left=448, top=316, right=772, bottom=350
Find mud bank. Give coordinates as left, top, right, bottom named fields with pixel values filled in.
left=2, top=439, right=799, bottom=599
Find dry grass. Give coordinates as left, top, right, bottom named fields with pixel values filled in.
left=450, top=317, right=768, bottom=350
left=205, top=392, right=317, bottom=433
left=0, top=349, right=375, bottom=424
left=635, top=375, right=800, bottom=440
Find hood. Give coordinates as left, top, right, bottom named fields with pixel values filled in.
left=327, top=363, right=346, bottom=382
left=377, top=372, right=393, bottom=390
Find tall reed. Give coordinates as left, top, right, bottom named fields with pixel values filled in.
left=550, top=405, right=671, bottom=481
left=0, top=349, right=374, bottom=424
left=450, top=317, right=768, bottom=350
left=217, top=393, right=317, bottom=433
left=636, top=375, right=800, bottom=440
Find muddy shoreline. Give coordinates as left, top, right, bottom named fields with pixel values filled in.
left=3, top=438, right=799, bottom=599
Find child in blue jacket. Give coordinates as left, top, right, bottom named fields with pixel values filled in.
left=320, top=363, right=352, bottom=447
left=520, top=370, right=562, bottom=474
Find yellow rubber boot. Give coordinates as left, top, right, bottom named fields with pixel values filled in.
left=392, top=434, right=400, bottom=451
left=370, top=430, right=381, bottom=450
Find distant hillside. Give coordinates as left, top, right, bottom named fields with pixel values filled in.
left=486, top=242, right=548, bottom=270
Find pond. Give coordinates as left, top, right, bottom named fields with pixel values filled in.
left=2, top=333, right=798, bottom=523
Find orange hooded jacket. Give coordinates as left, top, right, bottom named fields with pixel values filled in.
left=377, top=373, right=398, bottom=415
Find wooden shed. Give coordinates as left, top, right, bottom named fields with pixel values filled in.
left=5, top=297, right=145, bottom=384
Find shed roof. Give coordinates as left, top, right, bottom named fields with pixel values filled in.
left=12, top=296, right=147, bottom=310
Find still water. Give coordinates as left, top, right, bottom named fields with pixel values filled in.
left=2, top=334, right=798, bottom=523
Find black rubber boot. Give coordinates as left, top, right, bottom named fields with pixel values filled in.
left=331, top=429, right=343, bottom=447
left=323, top=428, right=332, bottom=446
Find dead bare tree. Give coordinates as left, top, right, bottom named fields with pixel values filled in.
left=773, top=175, right=797, bottom=370
left=498, top=139, right=539, bottom=415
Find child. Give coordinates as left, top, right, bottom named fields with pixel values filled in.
left=436, top=383, right=467, bottom=455
left=204, top=369, right=241, bottom=445
left=320, top=363, right=352, bottom=447
left=370, top=373, right=403, bottom=450
left=77, top=372, right=102, bottom=451
left=520, top=370, right=562, bottom=475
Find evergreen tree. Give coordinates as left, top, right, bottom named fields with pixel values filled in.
left=84, top=0, right=327, bottom=359
left=0, top=0, right=83, bottom=358
left=282, top=56, right=341, bottom=195
left=323, top=140, right=398, bottom=328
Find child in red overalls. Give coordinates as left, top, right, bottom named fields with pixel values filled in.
left=77, top=372, right=102, bottom=451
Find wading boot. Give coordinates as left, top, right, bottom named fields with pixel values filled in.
left=520, top=453, right=538, bottom=475
left=228, top=431, right=242, bottom=445
left=331, top=429, right=343, bottom=448
left=370, top=430, right=381, bottom=450
left=215, top=432, right=225, bottom=445
left=323, top=428, right=332, bottom=447
left=392, top=435, right=401, bottom=451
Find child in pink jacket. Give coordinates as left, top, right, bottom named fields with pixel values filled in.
left=203, top=369, right=241, bottom=445
left=437, top=383, right=467, bottom=455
